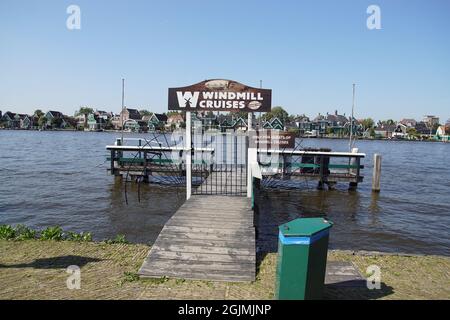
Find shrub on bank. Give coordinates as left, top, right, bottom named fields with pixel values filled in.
left=40, top=226, right=64, bottom=241
left=15, top=224, right=37, bottom=240
left=0, top=225, right=16, bottom=240
left=0, top=224, right=126, bottom=243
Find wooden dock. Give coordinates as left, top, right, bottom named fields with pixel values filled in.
left=138, top=195, right=255, bottom=282
left=106, top=138, right=368, bottom=283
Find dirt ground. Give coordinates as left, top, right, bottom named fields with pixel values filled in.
left=0, top=240, right=449, bottom=300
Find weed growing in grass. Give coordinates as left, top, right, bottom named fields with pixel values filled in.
left=202, top=280, right=214, bottom=288
left=66, top=231, right=92, bottom=242
left=0, top=225, right=16, bottom=240
left=123, top=272, right=140, bottom=283
left=40, top=226, right=64, bottom=241
left=143, top=276, right=169, bottom=284
left=0, top=224, right=129, bottom=246
left=113, top=234, right=129, bottom=244
left=14, top=224, right=36, bottom=240
left=104, top=234, right=129, bottom=244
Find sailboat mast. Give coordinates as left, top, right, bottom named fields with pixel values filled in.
left=349, top=83, right=355, bottom=150
left=121, top=78, right=125, bottom=143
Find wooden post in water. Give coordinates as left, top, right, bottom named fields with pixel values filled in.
left=112, top=138, right=121, bottom=176
left=348, top=147, right=359, bottom=190
left=317, top=155, right=325, bottom=190
left=143, top=150, right=149, bottom=183
left=282, top=153, right=293, bottom=181
left=372, top=154, right=382, bottom=193
left=110, top=149, right=116, bottom=175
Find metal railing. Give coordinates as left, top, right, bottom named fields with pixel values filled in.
left=190, top=132, right=248, bottom=196
left=257, top=149, right=365, bottom=188
left=192, top=164, right=247, bottom=196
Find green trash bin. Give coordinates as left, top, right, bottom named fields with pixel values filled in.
left=275, top=217, right=333, bottom=300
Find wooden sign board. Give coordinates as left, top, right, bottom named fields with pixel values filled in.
left=168, top=79, right=271, bottom=112
left=249, top=130, right=295, bottom=149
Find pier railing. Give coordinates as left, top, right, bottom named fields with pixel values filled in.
left=191, top=164, right=248, bottom=196
left=106, top=138, right=214, bottom=178
left=256, top=149, right=365, bottom=189
left=106, top=138, right=365, bottom=190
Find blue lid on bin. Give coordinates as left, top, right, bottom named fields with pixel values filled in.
left=279, top=218, right=333, bottom=245
left=279, top=218, right=333, bottom=238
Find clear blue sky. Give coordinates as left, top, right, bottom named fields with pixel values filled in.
left=1, top=0, right=449, bottom=122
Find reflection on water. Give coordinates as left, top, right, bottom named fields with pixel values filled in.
left=255, top=187, right=362, bottom=252
left=369, top=192, right=381, bottom=214
left=107, top=178, right=185, bottom=243
left=1, top=130, right=450, bottom=256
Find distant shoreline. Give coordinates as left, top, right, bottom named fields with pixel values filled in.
left=0, top=127, right=447, bottom=143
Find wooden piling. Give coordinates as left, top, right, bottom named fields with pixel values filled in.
left=110, top=150, right=115, bottom=175
left=372, top=154, right=382, bottom=192
left=349, top=148, right=359, bottom=190
left=281, top=154, right=292, bottom=180
left=318, top=155, right=325, bottom=190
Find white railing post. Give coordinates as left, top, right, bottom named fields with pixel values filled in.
left=247, top=113, right=252, bottom=198
left=186, top=111, right=192, bottom=200
left=247, top=117, right=258, bottom=198
left=247, top=147, right=257, bottom=198
left=350, top=147, right=359, bottom=175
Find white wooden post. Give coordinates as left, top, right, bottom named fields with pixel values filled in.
left=247, top=113, right=254, bottom=198
left=186, top=111, right=192, bottom=200
left=247, top=147, right=257, bottom=198
left=350, top=147, right=359, bottom=175
left=114, top=138, right=120, bottom=169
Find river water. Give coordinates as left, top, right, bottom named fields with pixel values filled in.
left=0, top=130, right=449, bottom=255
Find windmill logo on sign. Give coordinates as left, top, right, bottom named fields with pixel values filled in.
left=184, top=98, right=192, bottom=109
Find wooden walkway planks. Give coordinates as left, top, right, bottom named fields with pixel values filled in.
left=138, top=195, right=255, bottom=282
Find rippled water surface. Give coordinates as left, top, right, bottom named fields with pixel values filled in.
left=1, top=130, right=449, bottom=255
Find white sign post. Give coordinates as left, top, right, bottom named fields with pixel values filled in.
left=186, top=111, right=192, bottom=200
left=247, top=113, right=254, bottom=198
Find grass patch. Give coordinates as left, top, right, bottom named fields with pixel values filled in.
left=1, top=240, right=449, bottom=300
